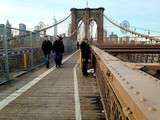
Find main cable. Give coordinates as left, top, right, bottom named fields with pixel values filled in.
left=104, top=14, right=160, bottom=42
left=8, top=14, right=71, bottom=40
left=68, top=21, right=83, bottom=37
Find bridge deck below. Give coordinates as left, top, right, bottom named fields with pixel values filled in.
left=0, top=52, right=100, bottom=120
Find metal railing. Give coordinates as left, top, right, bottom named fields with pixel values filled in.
left=92, top=46, right=160, bottom=120
left=0, top=14, right=72, bottom=83
left=0, top=47, right=44, bottom=78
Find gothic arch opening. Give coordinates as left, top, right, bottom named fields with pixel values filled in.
left=89, top=20, right=97, bottom=44
left=77, top=20, right=85, bottom=42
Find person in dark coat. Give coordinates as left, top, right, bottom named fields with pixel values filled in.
left=41, top=36, right=52, bottom=68
left=80, top=39, right=91, bottom=76
left=52, top=36, right=64, bottom=68
left=77, top=41, right=80, bottom=49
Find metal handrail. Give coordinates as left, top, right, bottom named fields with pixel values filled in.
left=92, top=46, right=160, bottom=120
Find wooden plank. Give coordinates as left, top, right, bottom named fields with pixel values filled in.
left=0, top=53, right=79, bottom=120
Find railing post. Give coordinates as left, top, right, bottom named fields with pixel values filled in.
left=30, top=31, right=34, bottom=68
left=23, top=50, right=27, bottom=69
left=4, top=26, right=10, bottom=80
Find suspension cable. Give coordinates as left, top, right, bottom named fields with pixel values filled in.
left=37, top=14, right=71, bottom=32
left=68, top=21, right=83, bottom=37
left=103, top=14, right=160, bottom=42
left=8, top=14, right=71, bottom=40
left=10, top=27, right=45, bottom=36
left=130, top=26, right=160, bottom=34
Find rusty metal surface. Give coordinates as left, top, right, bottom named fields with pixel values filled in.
left=97, top=44, right=160, bottom=53
left=97, top=44, right=160, bottom=49
left=92, top=46, right=160, bottom=120
left=114, top=53, right=160, bottom=63
left=125, top=63, right=160, bottom=70
left=104, top=49, right=160, bottom=53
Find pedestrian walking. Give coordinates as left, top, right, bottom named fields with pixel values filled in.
left=52, top=36, right=64, bottom=68
left=80, top=39, right=91, bottom=76
left=77, top=41, right=80, bottom=49
left=41, top=36, right=52, bottom=68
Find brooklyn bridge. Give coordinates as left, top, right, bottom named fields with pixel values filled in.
left=0, top=7, right=160, bottom=120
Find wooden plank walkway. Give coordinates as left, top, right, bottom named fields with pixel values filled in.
left=76, top=66, right=103, bottom=120
left=0, top=52, right=102, bottom=120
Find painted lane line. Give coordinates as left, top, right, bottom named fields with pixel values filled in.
left=74, top=60, right=81, bottom=120
left=0, top=50, right=79, bottom=110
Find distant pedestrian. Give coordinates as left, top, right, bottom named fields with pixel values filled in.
left=77, top=41, right=80, bottom=49
left=41, top=36, right=53, bottom=68
left=80, top=39, right=91, bottom=76
left=52, top=36, right=64, bottom=68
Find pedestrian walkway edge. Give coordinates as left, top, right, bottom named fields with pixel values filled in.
left=0, top=50, right=79, bottom=111
left=73, top=59, right=82, bottom=120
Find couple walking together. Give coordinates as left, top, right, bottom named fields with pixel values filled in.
left=41, top=36, right=64, bottom=68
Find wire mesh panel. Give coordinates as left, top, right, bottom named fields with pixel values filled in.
left=0, top=28, right=45, bottom=83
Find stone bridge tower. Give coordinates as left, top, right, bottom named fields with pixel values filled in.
left=70, top=7, right=105, bottom=44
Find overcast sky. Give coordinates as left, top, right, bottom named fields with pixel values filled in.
left=0, top=0, right=160, bottom=35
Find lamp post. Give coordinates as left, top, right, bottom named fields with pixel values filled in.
left=86, top=0, right=89, bottom=8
